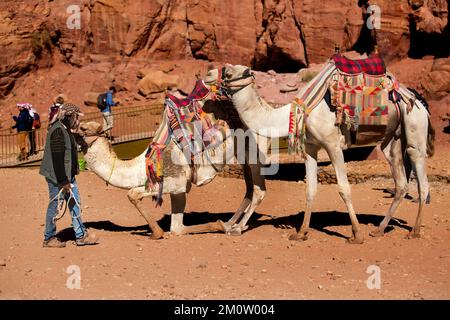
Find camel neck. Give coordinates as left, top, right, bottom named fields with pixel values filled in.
left=231, top=84, right=290, bottom=138
left=83, top=138, right=147, bottom=188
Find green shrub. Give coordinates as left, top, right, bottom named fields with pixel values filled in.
left=301, top=71, right=318, bottom=83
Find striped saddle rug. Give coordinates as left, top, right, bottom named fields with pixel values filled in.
left=289, top=54, right=400, bottom=154
left=329, top=54, right=401, bottom=145
left=144, top=80, right=228, bottom=205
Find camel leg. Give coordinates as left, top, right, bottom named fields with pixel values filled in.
left=229, top=163, right=266, bottom=235
left=169, top=193, right=186, bottom=235
left=222, top=163, right=253, bottom=233
left=402, top=104, right=430, bottom=238
left=127, top=188, right=165, bottom=240
left=370, top=138, right=408, bottom=237
left=177, top=220, right=226, bottom=234
left=325, top=142, right=364, bottom=244
left=169, top=192, right=226, bottom=235
left=290, top=144, right=319, bottom=241
left=406, top=146, right=429, bottom=239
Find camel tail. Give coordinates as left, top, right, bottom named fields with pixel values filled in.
left=427, top=116, right=435, bottom=157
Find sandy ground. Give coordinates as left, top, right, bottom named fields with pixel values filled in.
left=0, top=155, right=449, bottom=300
left=1, top=92, right=449, bottom=300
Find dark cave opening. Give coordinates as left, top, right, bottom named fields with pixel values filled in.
left=252, top=47, right=305, bottom=73
left=352, top=23, right=377, bottom=56
left=408, top=17, right=450, bottom=59
left=352, top=0, right=377, bottom=56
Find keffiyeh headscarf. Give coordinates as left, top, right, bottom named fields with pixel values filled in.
left=17, top=103, right=36, bottom=117
left=52, top=103, right=84, bottom=129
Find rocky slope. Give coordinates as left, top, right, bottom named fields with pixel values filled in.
left=0, top=0, right=448, bottom=125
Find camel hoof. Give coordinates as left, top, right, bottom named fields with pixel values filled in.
left=150, top=231, right=164, bottom=240
left=170, top=224, right=185, bottom=236
left=347, top=236, right=364, bottom=244
left=289, top=233, right=308, bottom=241
left=369, top=229, right=385, bottom=238
left=406, top=232, right=421, bottom=239
left=220, top=221, right=233, bottom=233
left=227, top=226, right=242, bottom=236
left=170, top=228, right=184, bottom=236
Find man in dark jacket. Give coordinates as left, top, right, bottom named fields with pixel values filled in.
left=12, top=103, right=33, bottom=161
left=39, top=103, right=99, bottom=247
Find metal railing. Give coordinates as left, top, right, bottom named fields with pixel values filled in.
left=0, top=104, right=164, bottom=167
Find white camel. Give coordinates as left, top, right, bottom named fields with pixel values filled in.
left=76, top=79, right=266, bottom=239
left=220, top=64, right=435, bottom=243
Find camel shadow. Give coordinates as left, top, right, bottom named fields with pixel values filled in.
left=56, top=211, right=242, bottom=240
left=56, top=210, right=409, bottom=241
left=247, top=211, right=411, bottom=240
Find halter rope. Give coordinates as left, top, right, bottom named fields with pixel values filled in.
left=51, top=187, right=82, bottom=223
left=106, top=157, right=117, bottom=186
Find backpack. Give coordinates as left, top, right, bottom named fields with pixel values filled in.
left=33, top=113, right=41, bottom=129
left=97, top=93, right=108, bottom=111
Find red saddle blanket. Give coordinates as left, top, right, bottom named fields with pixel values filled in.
left=166, top=79, right=210, bottom=108
left=332, top=54, right=386, bottom=75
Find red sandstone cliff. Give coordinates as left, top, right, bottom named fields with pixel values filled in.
left=0, top=0, right=448, bottom=123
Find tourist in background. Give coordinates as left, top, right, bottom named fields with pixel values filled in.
left=12, top=103, right=33, bottom=161
left=97, top=86, right=119, bottom=139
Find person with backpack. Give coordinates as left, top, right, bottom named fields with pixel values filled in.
left=12, top=103, right=33, bottom=161
left=97, top=86, right=118, bottom=138
left=48, top=95, right=66, bottom=124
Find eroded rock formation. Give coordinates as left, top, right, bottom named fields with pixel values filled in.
left=0, top=0, right=448, bottom=119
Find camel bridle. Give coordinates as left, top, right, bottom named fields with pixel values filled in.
left=77, top=127, right=107, bottom=146
left=76, top=127, right=117, bottom=186
left=221, top=67, right=255, bottom=96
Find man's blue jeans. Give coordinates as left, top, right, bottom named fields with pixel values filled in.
left=44, top=178, right=86, bottom=240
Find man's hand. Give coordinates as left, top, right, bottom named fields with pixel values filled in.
left=62, top=183, right=72, bottom=193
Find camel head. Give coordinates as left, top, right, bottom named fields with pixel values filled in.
left=204, top=68, right=219, bottom=85
left=221, top=64, right=255, bottom=97
left=76, top=121, right=107, bottom=153
left=203, top=67, right=235, bottom=101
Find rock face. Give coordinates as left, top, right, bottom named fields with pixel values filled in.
left=138, top=71, right=179, bottom=96
left=0, top=0, right=448, bottom=113
left=422, top=57, right=450, bottom=100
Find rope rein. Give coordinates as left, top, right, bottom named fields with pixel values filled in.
left=51, top=187, right=82, bottom=223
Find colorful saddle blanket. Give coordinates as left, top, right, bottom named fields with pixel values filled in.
left=165, top=79, right=223, bottom=155
left=144, top=79, right=228, bottom=206
left=332, top=72, right=390, bottom=129
left=332, top=54, right=386, bottom=75
left=288, top=54, right=400, bottom=154
left=166, top=78, right=210, bottom=108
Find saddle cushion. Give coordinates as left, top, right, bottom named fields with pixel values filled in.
left=332, top=54, right=386, bottom=75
